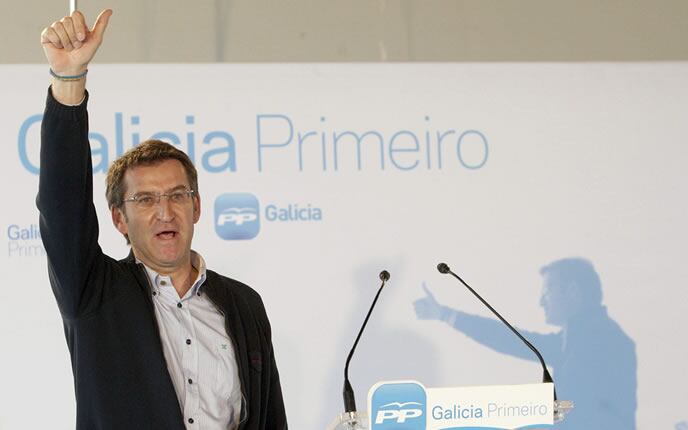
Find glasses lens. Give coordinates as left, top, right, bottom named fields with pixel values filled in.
left=135, top=193, right=157, bottom=208
left=169, top=191, right=188, bottom=203
left=129, top=190, right=192, bottom=209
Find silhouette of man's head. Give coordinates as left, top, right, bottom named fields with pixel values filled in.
left=539, top=258, right=603, bottom=326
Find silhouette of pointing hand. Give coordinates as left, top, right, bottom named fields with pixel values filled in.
left=414, top=282, right=445, bottom=320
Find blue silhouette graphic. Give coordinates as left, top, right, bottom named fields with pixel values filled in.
left=414, top=258, right=637, bottom=429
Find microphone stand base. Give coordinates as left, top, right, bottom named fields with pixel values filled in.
left=326, top=411, right=368, bottom=430
left=554, top=399, right=575, bottom=422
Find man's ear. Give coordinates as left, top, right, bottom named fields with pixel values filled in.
left=192, top=193, right=201, bottom=224
left=111, top=206, right=129, bottom=236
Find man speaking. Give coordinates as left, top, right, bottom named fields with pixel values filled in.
left=37, top=9, right=287, bottom=429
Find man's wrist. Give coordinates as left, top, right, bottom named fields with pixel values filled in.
left=50, top=68, right=88, bottom=81
left=50, top=79, right=87, bottom=106
left=50, top=63, right=89, bottom=76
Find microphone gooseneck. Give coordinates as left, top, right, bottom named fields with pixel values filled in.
left=436, top=262, right=557, bottom=400
left=343, top=270, right=390, bottom=412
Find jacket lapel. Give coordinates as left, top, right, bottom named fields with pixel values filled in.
left=204, top=271, right=251, bottom=427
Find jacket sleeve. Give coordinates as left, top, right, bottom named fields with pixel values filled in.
left=255, top=294, right=288, bottom=429
left=36, top=87, right=106, bottom=319
left=266, top=342, right=288, bottom=429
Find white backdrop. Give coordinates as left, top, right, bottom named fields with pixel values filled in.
left=1, top=63, right=687, bottom=429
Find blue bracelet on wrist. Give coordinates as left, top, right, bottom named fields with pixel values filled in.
left=50, top=68, right=88, bottom=81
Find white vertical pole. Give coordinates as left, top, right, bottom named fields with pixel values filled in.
left=70, top=0, right=77, bottom=14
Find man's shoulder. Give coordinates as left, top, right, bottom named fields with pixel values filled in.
left=205, top=269, right=264, bottom=304
left=203, top=269, right=274, bottom=330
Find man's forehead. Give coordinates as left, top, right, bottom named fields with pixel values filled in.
left=123, top=159, right=190, bottom=190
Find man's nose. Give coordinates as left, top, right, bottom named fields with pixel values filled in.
left=155, top=197, right=174, bottom=221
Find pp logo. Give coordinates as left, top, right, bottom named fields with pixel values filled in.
left=370, top=381, right=426, bottom=430
left=214, top=193, right=260, bottom=240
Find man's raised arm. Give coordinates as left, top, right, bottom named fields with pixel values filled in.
left=37, top=10, right=111, bottom=318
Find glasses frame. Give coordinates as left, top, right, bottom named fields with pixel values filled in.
left=122, top=189, right=196, bottom=209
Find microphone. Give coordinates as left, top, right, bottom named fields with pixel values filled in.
left=436, top=262, right=557, bottom=399
left=343, top=270, right=390, bottom=413
left=379, top=270, right=390, bottom=282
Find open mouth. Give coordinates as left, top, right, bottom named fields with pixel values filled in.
left=156, top=231, right=177, bottom=240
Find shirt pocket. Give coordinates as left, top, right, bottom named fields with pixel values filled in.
left=214, top=342, right=237, bottom=399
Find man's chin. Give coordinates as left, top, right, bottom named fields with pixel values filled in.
left=131, top=240, right=189, bottom=269
left=156, top=251, right=185, bottom=266
left=140, top=249, right=185, bottom=269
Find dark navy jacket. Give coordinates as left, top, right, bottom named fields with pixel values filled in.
left=37, top=89, right=287, bottom=429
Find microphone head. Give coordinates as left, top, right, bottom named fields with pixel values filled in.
left=379, top=270, right=390, bottom=282
left=437, top=262, right=451, bottom=274
left=380, top=270, right=389, bottom=282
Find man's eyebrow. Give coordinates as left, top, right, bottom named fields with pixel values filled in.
left=167, top=185, right=189, bottom=192
left=132, top=185, right=189, bottom=195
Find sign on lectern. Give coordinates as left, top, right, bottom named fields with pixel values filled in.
left=368, top=381, right=562, bottom=430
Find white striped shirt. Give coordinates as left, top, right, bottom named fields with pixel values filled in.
left=142, top=251, right=242, bottom=429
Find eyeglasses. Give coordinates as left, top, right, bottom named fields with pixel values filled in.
left=122, top=189, right=195, bottom=210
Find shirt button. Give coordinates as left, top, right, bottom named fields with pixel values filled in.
left=188, top=418, right=194, bottom=424
left=160, top=280, right=167, bottom=286
left=188, top=378, right=193, bottom=384
left=177, top=302, right=182, bottom=308
left=152, top=291, right=157, bottom=296
left=186, top=339, right=191, bottom=345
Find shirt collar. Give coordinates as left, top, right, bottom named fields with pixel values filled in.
left=189, top=251, right=208, bottom=295
left=138, top=250, right=207, bottom=297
